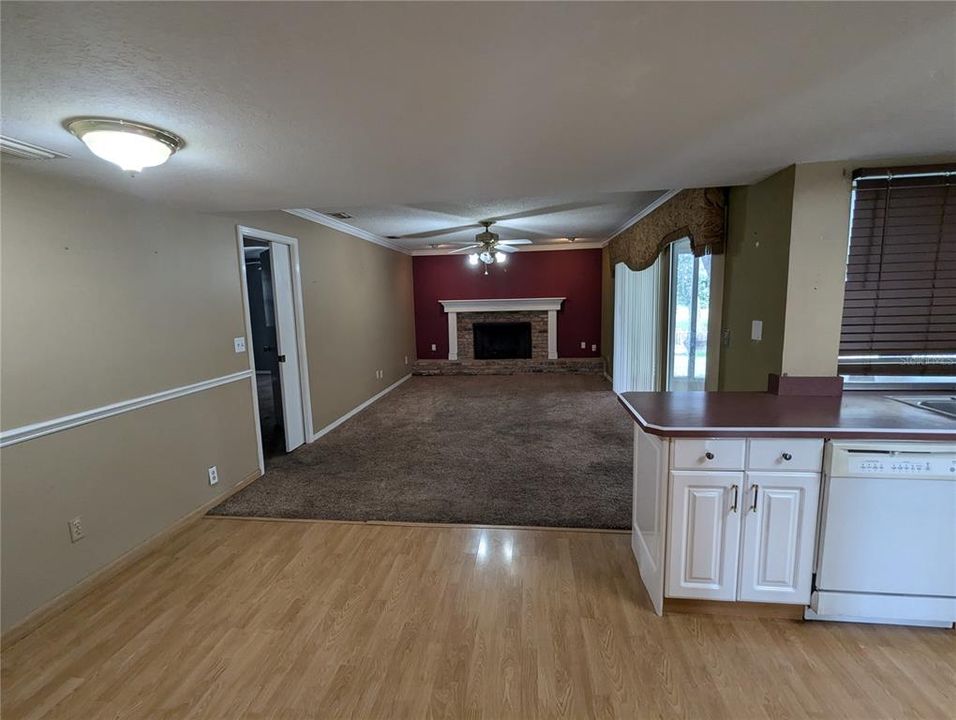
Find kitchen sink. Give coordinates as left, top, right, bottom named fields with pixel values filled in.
left=890, top=395, right=956, bottom=420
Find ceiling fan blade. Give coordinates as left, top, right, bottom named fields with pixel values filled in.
left=400, top=223, right=481, bottom=240
left=448, top=244, right=481, bottom=254
left=498, top=239, right=533, bottom=245
left=495, top=244, right=518, bottom=253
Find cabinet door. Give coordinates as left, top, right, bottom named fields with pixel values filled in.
left=738, top=472, right=820, bottom=604
left=666, top=471, right=743, bottom=600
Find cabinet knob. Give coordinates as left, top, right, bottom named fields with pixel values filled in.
left=704, top=451, right=715, bottom=460
left=782, top=452, right=793, bottom=461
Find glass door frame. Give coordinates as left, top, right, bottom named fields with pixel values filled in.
left=660, top=238, right=724, bottom=391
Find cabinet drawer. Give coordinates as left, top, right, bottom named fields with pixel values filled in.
left=747, top=439, right=823, bottom=472
left=672, top=439, right=746, bottom=471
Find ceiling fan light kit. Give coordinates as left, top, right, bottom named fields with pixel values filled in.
left=452, top=221, right=528, bottom=273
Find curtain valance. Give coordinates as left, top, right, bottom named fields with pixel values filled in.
left=608, top=188, right=726, bottom=272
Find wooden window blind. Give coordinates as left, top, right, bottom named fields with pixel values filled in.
left=839, top=165, right=956, bottom=377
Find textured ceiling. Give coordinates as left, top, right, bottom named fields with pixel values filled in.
left=316, top=192, right=669, bottom=251
left=1, top=2, right=954, bottom=216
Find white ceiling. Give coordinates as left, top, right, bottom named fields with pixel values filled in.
left=311, top=192, right=669, bottom=251
left=2, top=2, right=954, bottom=224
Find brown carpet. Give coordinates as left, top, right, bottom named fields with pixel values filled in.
left=209, top=374, right=633, bottom=528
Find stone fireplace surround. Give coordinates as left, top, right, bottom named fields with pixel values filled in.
left=438, top=298, right=564, bottom=361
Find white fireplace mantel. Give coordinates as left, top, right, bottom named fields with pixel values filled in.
left=438, top=297, right=565, bottom=361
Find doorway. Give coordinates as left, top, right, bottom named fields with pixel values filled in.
left=237, top=226, right=312, bottom=468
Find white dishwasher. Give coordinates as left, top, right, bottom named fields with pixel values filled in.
left=807, top=441, right=956, bottom=628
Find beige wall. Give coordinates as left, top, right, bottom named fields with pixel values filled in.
left=600, top=246, right=614, bottom=377
left=231, top=212, right=416, bottom=432
left=0, top=165, right=415, bottom=631
left=780, top=162, right=852, bottom=376
left=718, top=166, right=794, bottom=391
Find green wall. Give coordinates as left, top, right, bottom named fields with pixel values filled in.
left=717, top=166, right=794, bottom=390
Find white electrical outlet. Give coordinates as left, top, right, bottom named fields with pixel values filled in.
left=431, top=343, right=437, bottom=352
left=207, top=465, right=219, bottom=485
left=68, top=516, right=85, bottom=543
left=404, top=355, right=408, bottom=365
left=591, top=344, right=597, bottom=352
left=580, top=341, right=586, bottom=349
left=233, top=336, right=246, bottom=353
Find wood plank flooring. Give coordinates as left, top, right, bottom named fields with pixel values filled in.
left=2, top=518, right=954, bottom=719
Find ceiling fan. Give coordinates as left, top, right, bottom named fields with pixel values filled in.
left=443, top=221, right=532, bottom=272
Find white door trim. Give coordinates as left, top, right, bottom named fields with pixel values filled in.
left=236, top=225, right=314, bottom=470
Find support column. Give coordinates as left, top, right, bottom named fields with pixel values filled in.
left=448, top=311, right=458, bottom=360
left=547, top=309, right=558, bottom=360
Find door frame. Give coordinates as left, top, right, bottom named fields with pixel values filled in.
left=235, top=225, right=314, bottom=471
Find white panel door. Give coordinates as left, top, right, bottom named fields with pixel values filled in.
left=666, top=471, right=743, bottom=600
left=738, top=472, right=819, bottom=604
left=631, top=426, right=669, bottom=615
left=269, top=242, right=306, bottom=451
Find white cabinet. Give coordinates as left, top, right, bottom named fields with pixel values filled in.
left=631, top=425, right=669, bottom=615
left=738, top=472, right=820, bottom=603
left=666, top=471, right=743, bottom=600
left=636, top=433, right=822, bottom=611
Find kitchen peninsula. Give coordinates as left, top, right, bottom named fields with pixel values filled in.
left=618, top=390, right=956, bottom=626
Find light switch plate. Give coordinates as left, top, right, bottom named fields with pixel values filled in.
left=208, top=466, right=219, bottom=485
left=580, top=341, right=586, bottom=349
left=431, top=343, right=437, bottom=351
left=233, top=336, right=246, bottom=353
left=751, top=320, right=763, bottom=341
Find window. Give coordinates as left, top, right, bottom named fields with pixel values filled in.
left=666, top=238, right=711, bottom=391
left=839, top=165, right=956, bottom=383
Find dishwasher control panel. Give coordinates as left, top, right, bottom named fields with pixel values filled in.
left=847, top=456, right=955, bottom=476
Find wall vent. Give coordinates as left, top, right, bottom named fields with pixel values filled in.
left=0, top=135, right=69, bottom=160
left=327, top=211, right=354, bottom=220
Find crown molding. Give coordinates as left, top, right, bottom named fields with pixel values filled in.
left=602, top=188, right=682, bottom=246
left=283, top=209, right=408, bottom=253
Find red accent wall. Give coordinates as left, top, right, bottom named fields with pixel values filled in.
left=412, top=249, right=603, bottom=359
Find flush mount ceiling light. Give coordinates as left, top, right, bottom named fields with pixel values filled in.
left=65, top=118, right=184, bottom=173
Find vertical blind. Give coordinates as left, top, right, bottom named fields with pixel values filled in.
left=839, top=165, right=956, bottom=376
left=613, top=260, right=661, bottom=393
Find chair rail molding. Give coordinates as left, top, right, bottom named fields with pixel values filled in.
left=0, top=370, right=254, bottom=448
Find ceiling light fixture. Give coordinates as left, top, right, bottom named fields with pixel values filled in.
left=65, top=118, right=184, bottom=173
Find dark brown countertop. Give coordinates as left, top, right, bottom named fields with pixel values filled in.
left=618, top=391, right=956, bottom=441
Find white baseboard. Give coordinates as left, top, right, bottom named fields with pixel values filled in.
left=310, top=373, right=411, bottom=442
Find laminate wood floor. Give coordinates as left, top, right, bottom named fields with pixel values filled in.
left=2, top=518, right=953, bottom=719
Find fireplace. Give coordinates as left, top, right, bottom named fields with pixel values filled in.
left=438, top=297, right=565, bottom=361
left=473, top=322, right=532, bottom=359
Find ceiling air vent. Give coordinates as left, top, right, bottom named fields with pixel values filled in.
left=0, top=135, right=69, bottom=160
left=327, top=211, right=353, bottom=220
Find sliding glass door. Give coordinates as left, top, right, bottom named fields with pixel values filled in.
left=666, top=238, right=711, bottom=390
